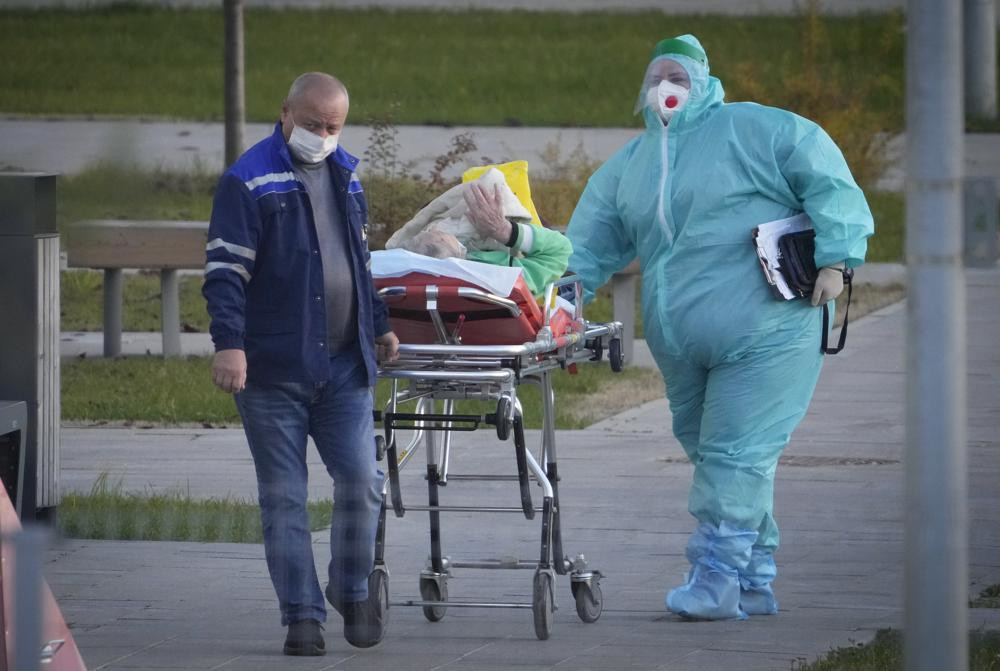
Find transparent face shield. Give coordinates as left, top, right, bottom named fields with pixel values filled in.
left=633, top=56, right=694, bottom=116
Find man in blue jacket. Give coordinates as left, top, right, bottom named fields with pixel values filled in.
left=203, top=72, right=399, bottom=655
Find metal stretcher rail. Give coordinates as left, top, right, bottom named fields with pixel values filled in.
left=383, top=322, right=618, bottom=359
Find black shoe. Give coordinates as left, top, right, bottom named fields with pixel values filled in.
left=327, top=584, right=385, bottom=649
left=283, top=619, right=326, bottom=656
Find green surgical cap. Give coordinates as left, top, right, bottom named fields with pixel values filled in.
left=652, top=38, right=708, bottom=68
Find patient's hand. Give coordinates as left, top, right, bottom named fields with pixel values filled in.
left=464, top=183, right=513, bottom=244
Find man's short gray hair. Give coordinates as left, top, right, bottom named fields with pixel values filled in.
left=287, top=72, right=349, bottom=106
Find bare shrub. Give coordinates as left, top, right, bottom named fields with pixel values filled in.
left=427, top=131, right=478, bottom=189
left=362, top=107, right=432, bottom=248
left=728, top=0, right=898, bottom=189
left=532, top=139, right=600, bottom=229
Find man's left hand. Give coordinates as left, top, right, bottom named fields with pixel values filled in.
left=464, top=183, right=513, bottom=244
left=375, top=331, right=400, bottom=362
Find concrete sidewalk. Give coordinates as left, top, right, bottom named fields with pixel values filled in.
left=0, top=118, right=640, bottom=183
left=46, top=268, right=1000, bottom=670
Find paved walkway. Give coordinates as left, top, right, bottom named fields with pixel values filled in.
left=0, top=118, right=640, bottom=183
left=4, top=118, right=1000, bottom=192
left=46, top=268, right=1000, bottom=670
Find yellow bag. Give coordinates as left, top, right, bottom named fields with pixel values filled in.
left=462, top=160, right=542, bottom=228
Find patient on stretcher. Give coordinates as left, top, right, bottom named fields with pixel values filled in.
left=386, top=168, right=572, bottom=297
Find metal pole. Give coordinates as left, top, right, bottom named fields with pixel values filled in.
left=905, top=1, right=968, bottom=670
left=12, top=526, right=46, bottom=671
left=160, top=269, right=181, bottom=357
left=103, top=268, right=123, bottom=358
left=611, top=273, right=636, bottom=365
left=963, top=0, right=998, bottom=119
left=223, top=0, right=245, bottom=168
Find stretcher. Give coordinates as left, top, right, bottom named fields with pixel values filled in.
left=369, top=262, right=625, bottom=640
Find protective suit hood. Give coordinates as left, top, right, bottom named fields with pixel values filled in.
left=638, top=34, right=725, bottom=133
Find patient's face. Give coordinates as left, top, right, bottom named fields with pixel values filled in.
left=406, top=230, right=467, bottom=259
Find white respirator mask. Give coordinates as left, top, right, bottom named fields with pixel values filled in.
left=287, top=123, right=339, bottom=164
left=646, top=79, right=690, bottom=123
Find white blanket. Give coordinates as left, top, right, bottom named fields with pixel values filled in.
left=384, top=167, right=533, bottom=253
left=371, top=249, right=524, bottom=298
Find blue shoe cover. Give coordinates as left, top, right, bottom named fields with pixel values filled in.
left=665, top=522, right=757, bottom=620
left=667, top=561, right=747, bottom=620
left=739, top=549, right=779, bottom=615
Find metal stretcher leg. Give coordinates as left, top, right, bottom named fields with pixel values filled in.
left=422, top=404, right=450, bottom=622
left=512, top=414, right=534, bottom=520
left=539, top=371, right=567, bottom=575
left=386, top=437, right=404, bottom=517
left=540, top=370, right=604, bottom=622
left=374, top=499, right=388, bottom=564
left=427, top=464, right=444, bottom=573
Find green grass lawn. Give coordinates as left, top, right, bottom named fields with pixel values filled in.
left=62, top=270, right=210, bottom=333
left=59, top=473, right=332, bottom=542
left=0, top=6, right=912, bottom=128
left=972, top=584, right=1000, bottom=609
left=62, top=354, right=663, bottom=430
left=794, top=628, right=1000, bottom=670
left=58, top=164, right=217, bottom=228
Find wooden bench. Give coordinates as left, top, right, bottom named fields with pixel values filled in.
left=66, top=220, right=207, bottom=357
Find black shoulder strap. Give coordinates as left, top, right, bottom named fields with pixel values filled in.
left=821, top=268, right=853, bottom=355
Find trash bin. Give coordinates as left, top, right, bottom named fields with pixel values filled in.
left=0, top=400, right=27, bottom=517
left=0, top=173, right=60, bottom=522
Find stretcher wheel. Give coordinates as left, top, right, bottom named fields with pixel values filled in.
left=572, top=581, right=603, bottom=623
left=419, top=577, right=448, bottom=622
left=532, top=571, right=554, bottom=640
left=609, top=338, right=625, bottom=372
left=374, top=435, right=386, bottom=461
left=369, top=567, right=389, bottom=627
left=587, top=337, right=604, bottom=362
left=495, top=397, right=512, bottom=441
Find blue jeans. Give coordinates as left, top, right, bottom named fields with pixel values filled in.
left=235, top=354, right=383, bottom=626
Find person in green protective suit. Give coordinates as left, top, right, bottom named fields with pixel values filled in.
left=565, top=34, right=874, bottom=620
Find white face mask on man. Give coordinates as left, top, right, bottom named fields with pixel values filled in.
left=287, top=122, right=340, bottom=163
left=646, top=79, right=690, bottom=123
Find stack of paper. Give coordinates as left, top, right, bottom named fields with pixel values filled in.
left=752, top=213, right=813, bottom=300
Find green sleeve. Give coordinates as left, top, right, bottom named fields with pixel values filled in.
left=467, top=224, right=572, bottom=296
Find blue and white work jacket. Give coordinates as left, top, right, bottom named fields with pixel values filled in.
left=203, top=122, right=390, bottom=386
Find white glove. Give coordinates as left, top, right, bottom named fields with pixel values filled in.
left=811, top=264, right=846, bottom=306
